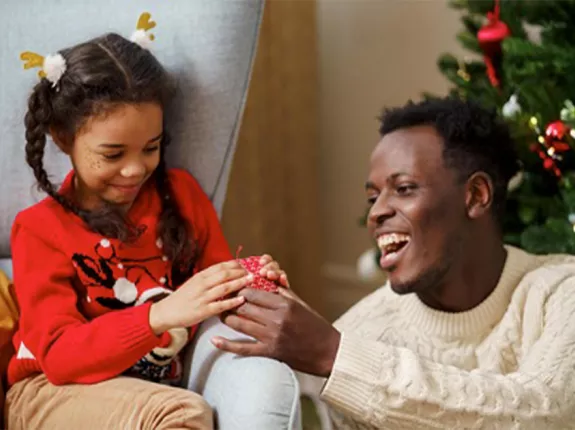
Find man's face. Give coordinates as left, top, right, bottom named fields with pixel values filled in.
left=365, top=125, right=467, bottom=295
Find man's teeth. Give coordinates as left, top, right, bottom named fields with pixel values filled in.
left=377, top=233, right=410, bottom=250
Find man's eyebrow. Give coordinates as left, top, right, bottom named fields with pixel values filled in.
left=365, top=172, right=410, bottom=189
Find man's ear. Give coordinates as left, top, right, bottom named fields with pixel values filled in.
left=465, top=172, right=493, bottom=220
left=49, top=127, right=71, bottom=154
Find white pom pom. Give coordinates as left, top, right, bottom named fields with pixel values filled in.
left=43, top=54, right=67, bottom=87
left=130, top=29, right=152, bottom=50
left=113, top=278, right=138, bottom=304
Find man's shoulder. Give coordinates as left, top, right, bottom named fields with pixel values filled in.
left=512, top=246, right=575, bottom=296
left=517, top=245, right=575, bottom=275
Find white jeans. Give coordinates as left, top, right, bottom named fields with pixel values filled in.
left=183, top=317, right=302, bottom=430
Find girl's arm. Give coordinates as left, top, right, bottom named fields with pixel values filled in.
left=11, top=222, right=165, bottom=385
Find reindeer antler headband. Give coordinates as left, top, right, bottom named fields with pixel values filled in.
left=130, top=12, right=157, bottom=49
left=20, top=12, right=157, bottom=88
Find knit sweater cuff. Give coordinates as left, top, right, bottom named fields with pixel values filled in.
left=321, top=333, right=389, bottom=419
left=118, top=302, right=163, bottom=352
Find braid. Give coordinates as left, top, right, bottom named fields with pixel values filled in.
left=24, top=81, right=137, bottom=241
left=156, top=134, right=197, bottom=285
left=24, top=80, right=78, bottom=214
left=23, top=33, right=178, bottom=246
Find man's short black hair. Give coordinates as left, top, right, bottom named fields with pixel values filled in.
left=378, top=96, right=520, bottom=224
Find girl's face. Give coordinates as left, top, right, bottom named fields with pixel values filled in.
left=59, top=102, right=163, bottom=211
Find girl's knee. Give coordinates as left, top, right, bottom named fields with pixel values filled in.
left=185, top=394, right=214, bottom=429
left=151, top=389, right=214, bottom=430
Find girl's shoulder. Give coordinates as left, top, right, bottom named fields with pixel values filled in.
left=15, top=169, right=77, bottom=231
left=166, top=168, right=210, bottom=200
left=11, top=195, right=77, bottom=247
left=14, top=195, right=72, bottom=230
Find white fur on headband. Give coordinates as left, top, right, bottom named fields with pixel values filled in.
left=21, top=12, right=156, bottom=86
left=130, top=29, right=153, bottom=50
left=43, top=54, right=67, bottom=87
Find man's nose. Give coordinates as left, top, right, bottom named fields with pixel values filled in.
left=368, top=196, right=395, bottom=226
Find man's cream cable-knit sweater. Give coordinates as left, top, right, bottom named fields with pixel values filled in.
left=321, top=246, right=575, bottom=429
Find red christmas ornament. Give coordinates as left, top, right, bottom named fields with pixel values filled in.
left=477, top=0, right=510, bottom=87
left=235, top=247, right=279, bottom=293
left=545, top=121, right=571, bottom=152
left=531, top=143, right=562, bottom=178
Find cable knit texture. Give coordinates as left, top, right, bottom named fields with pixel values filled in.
left=321, top=246, right=575, bottom=429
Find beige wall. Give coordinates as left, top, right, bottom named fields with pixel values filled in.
left=222, top=1, right=324, bottom=312
left=317, top=0, right=466, bottom=320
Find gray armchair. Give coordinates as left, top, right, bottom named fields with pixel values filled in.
left=0, top=1, right=301, bottom=428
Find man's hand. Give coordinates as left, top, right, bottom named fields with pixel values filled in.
left=213, top=288, right=341, bottom=377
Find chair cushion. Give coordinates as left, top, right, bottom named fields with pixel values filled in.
left=0, top=261, right=12, bottom=281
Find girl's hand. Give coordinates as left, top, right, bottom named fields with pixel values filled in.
left=149, top=261, right=253, bottom=335
left=258, top=254, right=289, bottom=288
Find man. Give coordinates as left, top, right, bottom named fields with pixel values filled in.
left=213, top=97, right=575, bottom=429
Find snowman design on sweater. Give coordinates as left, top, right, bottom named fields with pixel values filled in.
left=73, top=235, right=191, bottom=384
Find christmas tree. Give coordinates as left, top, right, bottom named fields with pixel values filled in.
left=357, top=0, right=575, bottom=280
left=431, top=0, right=575, bottom=255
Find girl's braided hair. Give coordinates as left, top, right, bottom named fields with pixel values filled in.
left=24, top=33, right=196, bottom=283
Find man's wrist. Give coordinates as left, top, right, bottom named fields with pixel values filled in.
left=319, top=329, right=341, bottom=377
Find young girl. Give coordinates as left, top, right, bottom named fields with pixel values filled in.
left=6, top=31, right=287, bottom=429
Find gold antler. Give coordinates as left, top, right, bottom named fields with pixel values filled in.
left=136, top=12, right=156, bottom=40
left=20, top=51, right=46, bottom=78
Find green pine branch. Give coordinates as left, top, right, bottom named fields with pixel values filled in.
left=434, top=0, right=575, bottom=255
left=363, top=0, right=575, bottom=259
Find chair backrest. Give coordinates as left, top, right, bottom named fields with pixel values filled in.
left=0, top=261, right=11, bottom=281
left=0, top=0, right=264, bottom=260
